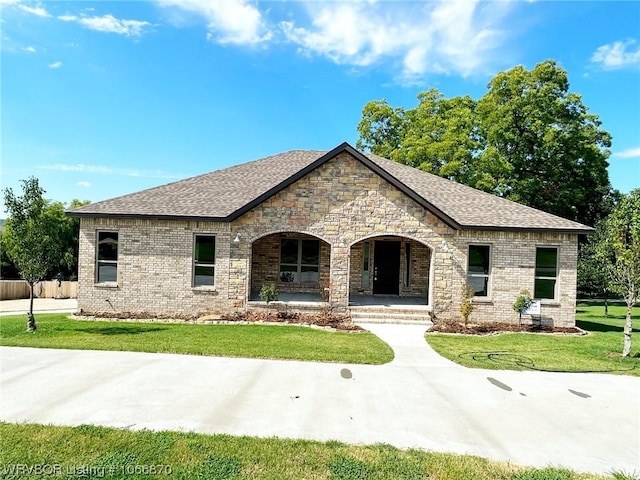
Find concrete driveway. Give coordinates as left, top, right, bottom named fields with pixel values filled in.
left=0, top=298, right=77, bottom=316
left=1, top=322, right=638, bottom=475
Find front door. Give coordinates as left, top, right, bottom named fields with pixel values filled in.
left=373, top=241, right=400, bottom=295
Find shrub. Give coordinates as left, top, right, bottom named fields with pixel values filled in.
left=259, top=284, right=278, bottom=304
left=513, top=290, right=534, bottom=326
left=460, top=283, right=475, bottom=326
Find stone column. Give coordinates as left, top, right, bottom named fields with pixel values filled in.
left=329, top=244, right=350, bottom=311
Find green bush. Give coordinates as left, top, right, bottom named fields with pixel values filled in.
left=259, top=284, right=278, bottom=304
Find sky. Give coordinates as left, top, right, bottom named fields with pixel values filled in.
left=1, top=0, right=639, bottom=218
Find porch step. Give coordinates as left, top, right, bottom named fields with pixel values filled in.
left=349, top=307, right=434, bottom=325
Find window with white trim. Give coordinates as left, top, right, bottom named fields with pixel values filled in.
left=193, top=235, right=216, bottom=287
left=534, top=247, right=558, bottom=300
left=96, top=231, right=118, bottom=283
left=279, top=238, right=319, bottom=284
left=467, top=245, right=490, bottom=297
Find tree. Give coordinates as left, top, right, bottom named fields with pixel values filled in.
left=577, top=222, right=613, bottom=315
left=1, top=228, right=21, bottom=279
left=477, top=60, right=614, bottom=225
left=594, top=189, right=640, bottom=357
left=49, top=199, right=89, bottom=280
left=2, top=178, right=66, bottom=331
left=357, top=60, right=615, bottom=226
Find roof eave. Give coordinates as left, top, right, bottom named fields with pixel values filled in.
left=65, top=211, right=229, bottom=223
left=458, top=224, right=595, bottom=235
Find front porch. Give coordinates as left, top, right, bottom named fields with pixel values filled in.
left=246, top=292, right=432, bottom=324
left=246, top=232, right=433, bottom=323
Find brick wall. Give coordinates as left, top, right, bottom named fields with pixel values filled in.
left=77, top=218, right=231, bottom=317
left=452, top=231, right=578, bottom=327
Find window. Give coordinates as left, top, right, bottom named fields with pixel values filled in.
left=534, top=247, right=558, bottom=299
left=96, top=231, right=118, bottom=283
left=280, top=239, right=319, bottom=284
left=362, top=241, right=370, bottom=288
left=193, top=235, right=215, bottom=287
left=467, top=245, right=490, bottom=297
left=404, top=243, right=411, bottom=287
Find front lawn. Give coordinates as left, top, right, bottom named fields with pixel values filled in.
left=0, top=314, right=393, bottom=364
left=425, top=303, right=639, bottom=375
left=0, top=422, right=612, bottom=480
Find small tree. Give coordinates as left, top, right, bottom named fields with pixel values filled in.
left=460, top=283, right=475, bottom=326
left=259, top=284, right=278, bottom=304
left=513, top=290, right=533, bottom=327
left=2, top=177, right=64, bottom=331
left=595, top=189, right=640, bottom=357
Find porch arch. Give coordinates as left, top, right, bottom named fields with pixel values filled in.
left=348, top=234, right=433, bottom=306
left=249, top=231, right=331, bottom=301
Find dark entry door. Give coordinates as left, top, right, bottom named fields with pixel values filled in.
left=373, top=241, right=401, bottom=295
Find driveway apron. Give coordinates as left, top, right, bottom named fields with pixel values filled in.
left=1, top=322, right=638, bottom=475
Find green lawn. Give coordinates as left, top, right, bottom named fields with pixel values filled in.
left=425, top=303, right=640, bottom=375
left=0, top=314, right=393, bottom=364
left=0, top=422, right=613, bottom=480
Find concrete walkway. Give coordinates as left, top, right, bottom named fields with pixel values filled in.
left=0, top=298, right=77, bottom=316
left=1, top=322, right=638, bottom=475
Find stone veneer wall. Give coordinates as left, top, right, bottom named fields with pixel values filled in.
left=77, top=217, right=231, bottom=317
left=77, top=152, right=580, bottom=326
left=230, top=152, right=455, bottom=313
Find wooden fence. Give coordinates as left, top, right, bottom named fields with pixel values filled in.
left=0, top=280, right=78, bottom=300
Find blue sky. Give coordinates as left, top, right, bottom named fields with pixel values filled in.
left=1, top=0, right=639, bottom=218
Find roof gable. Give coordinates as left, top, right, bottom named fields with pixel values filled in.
left=68, top=142, right=593, bottom=233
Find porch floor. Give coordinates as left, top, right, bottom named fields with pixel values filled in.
left=248, top=292, right=428, bottom=309
left=249, top=292, right=325, bottom=304
left=349, top=295, right=429, bottom=309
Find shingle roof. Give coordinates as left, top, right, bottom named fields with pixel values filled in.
left=68, top=142, right=593, bottom=233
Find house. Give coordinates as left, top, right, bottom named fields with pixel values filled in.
left=68, top=142, right=592, bottom=326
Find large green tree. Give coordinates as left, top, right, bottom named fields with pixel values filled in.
left=2, top=178, right=73, bottom=331
left=357, top=60, right=615, bottom=225
left=593, top=189, right=640, bottom=357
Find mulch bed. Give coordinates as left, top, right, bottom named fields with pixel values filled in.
left=220, top=310, right=362, bottom=332
left=427, top=320, right=584, bottom=335
left=74, top=310, right=362, bottom=332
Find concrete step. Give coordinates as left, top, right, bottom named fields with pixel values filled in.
left=349, top=309, right=433, bottom=325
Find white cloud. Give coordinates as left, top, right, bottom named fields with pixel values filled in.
left=613, top=147, right=640, bottom=159
left=58, top=13, right=149, bottom=36
left=18, top=3, right=50, bottom=17
left=23, top=45, right=36, bottom=53
left=158, top=0, right=271, bottom=44
left=77, top=181, right=92, bottom=187
left=48, top=61, right=62, bottom=69
left=37, top=163, right=183, bottom=179
left=591, top=39, right=640, bottom=69
left=73, top=14, right=150, bottom=36
left=280, top=0, right=508, bottom=80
